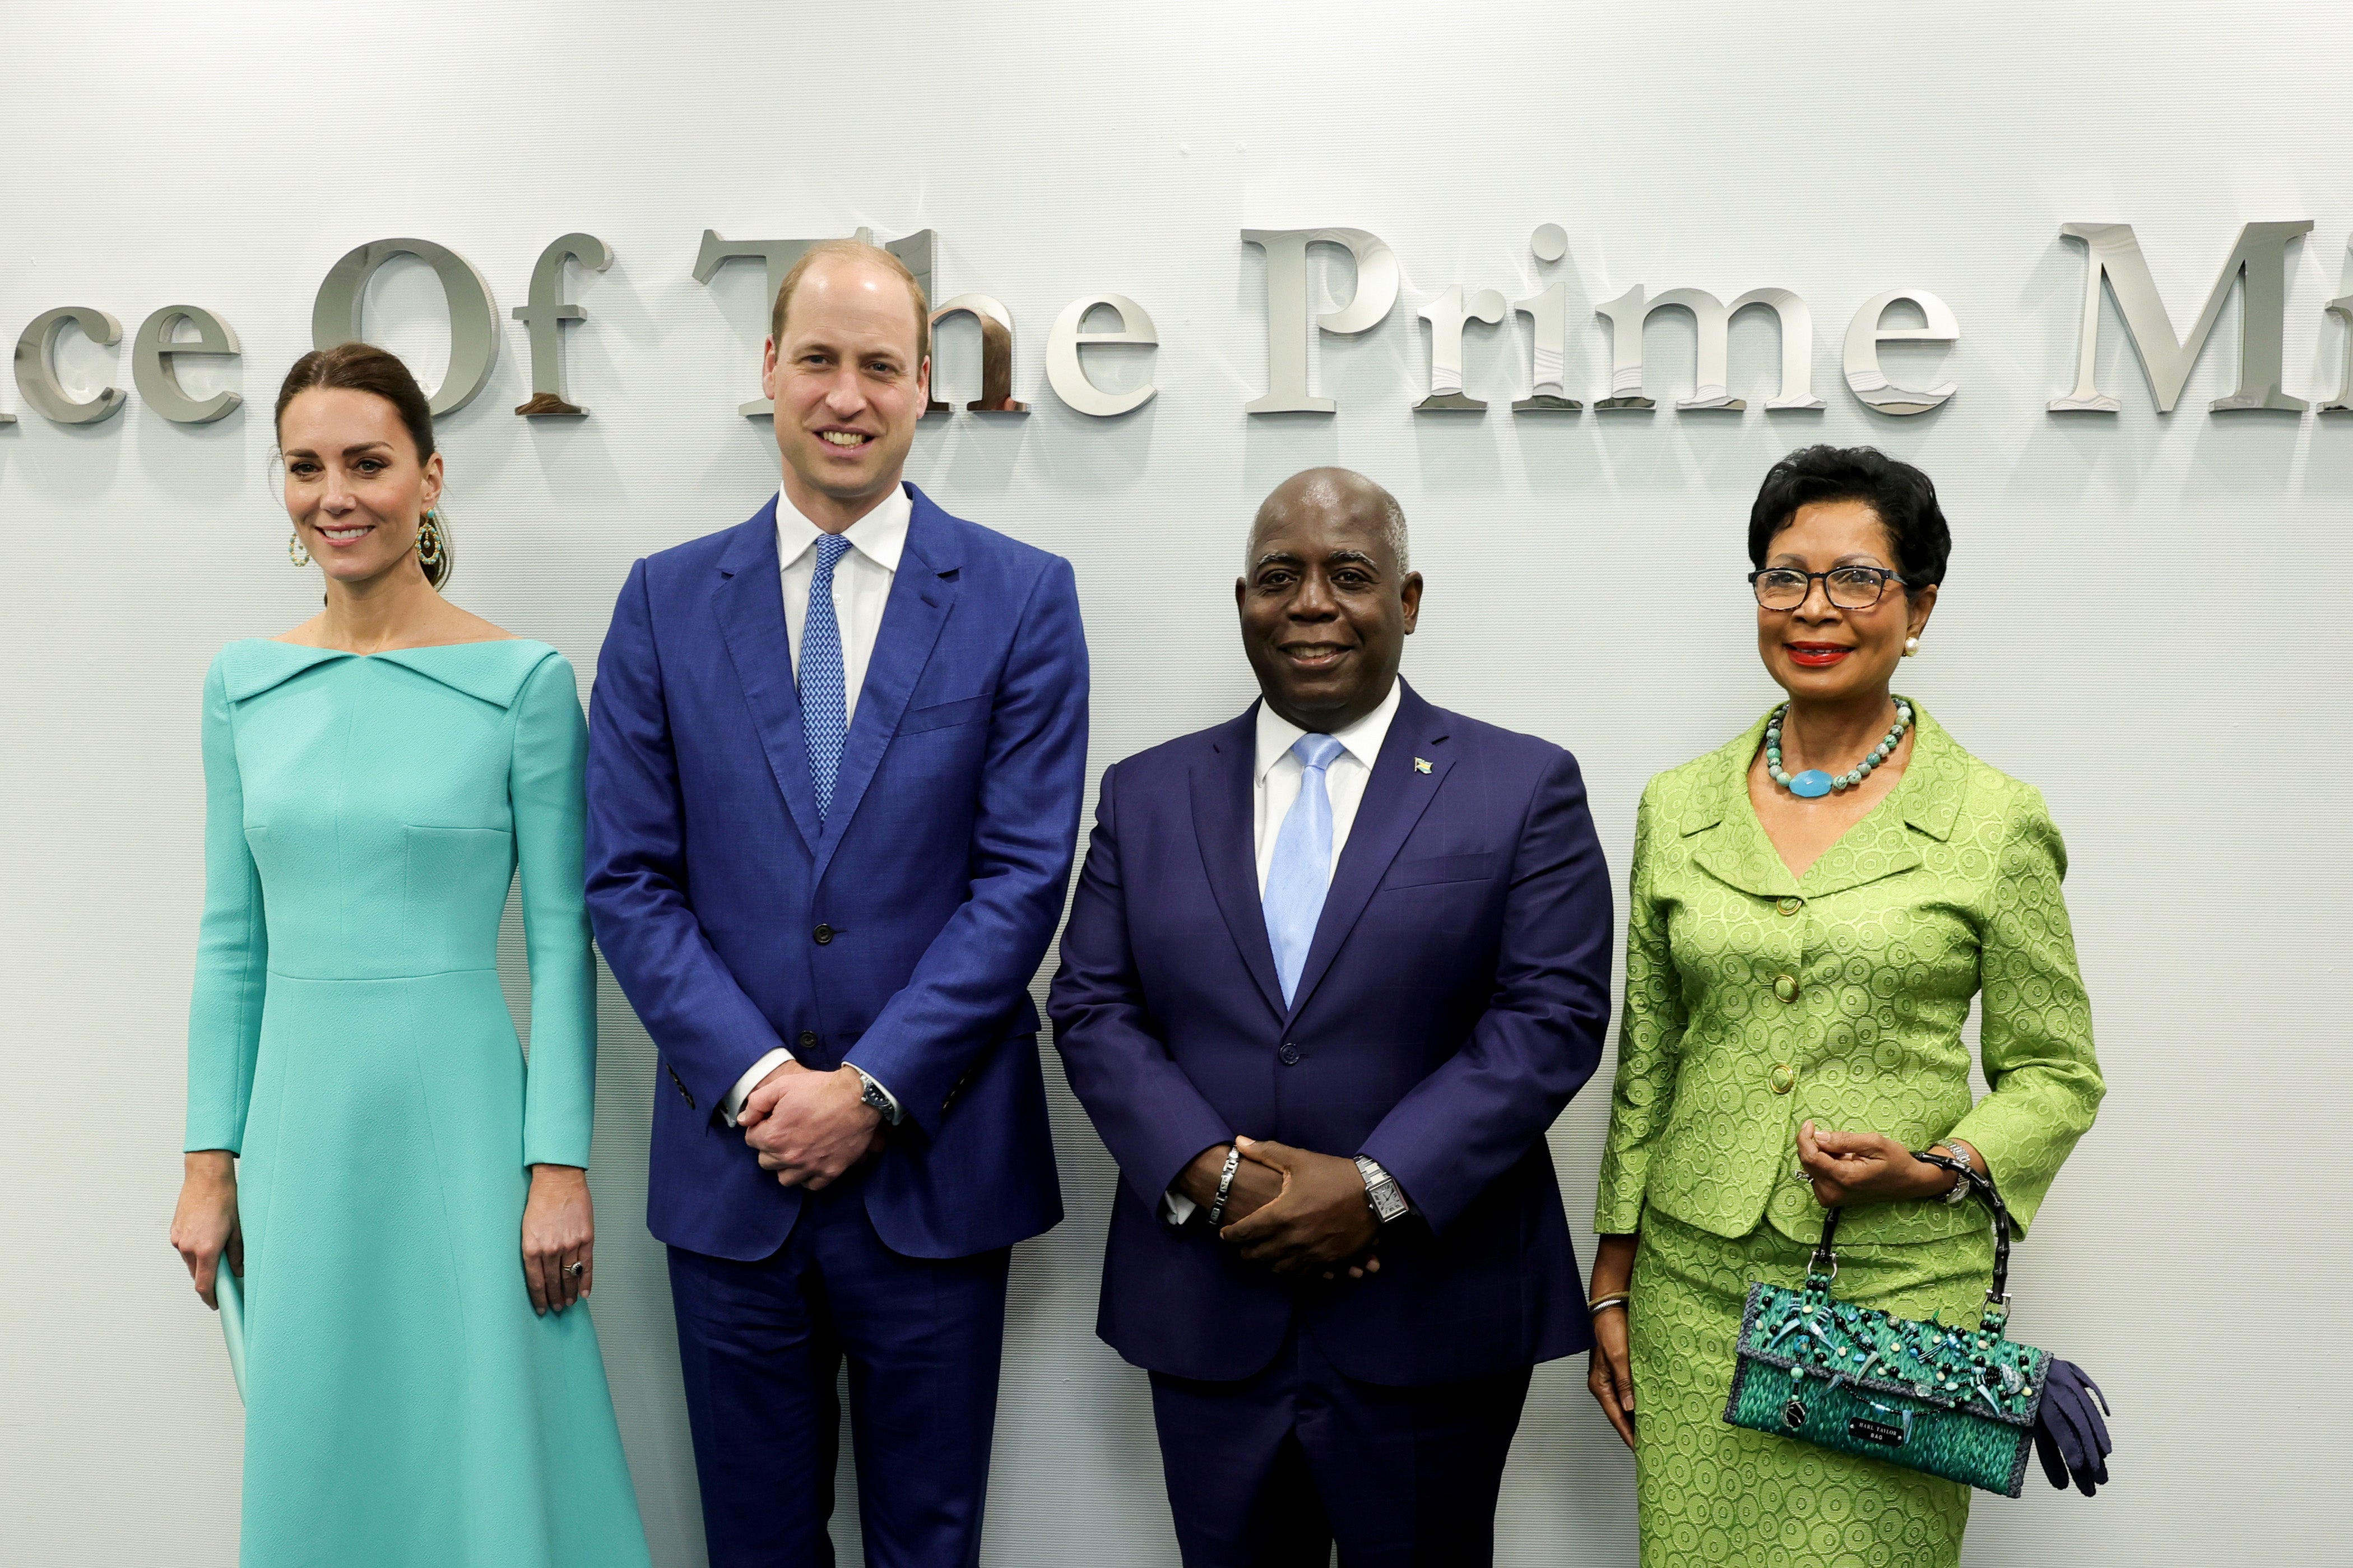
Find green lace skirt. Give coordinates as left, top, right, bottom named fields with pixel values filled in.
left=1629, top=1208, right=1995, bottom=1568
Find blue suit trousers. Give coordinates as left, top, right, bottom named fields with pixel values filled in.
left=1148, top=1326, right=1531, bottom=1567
left=667, top=1175, right=1011, bottom=1568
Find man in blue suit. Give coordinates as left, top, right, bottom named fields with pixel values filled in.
left=586, top=239, right=1087, bottom=1568
left=1048, top=468, right=1613, bottom=1566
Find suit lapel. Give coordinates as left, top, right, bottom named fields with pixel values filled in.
left=1283, top=684, right=1454, bottom=1022
left=1685, top=723, right=1797, bottom=900
left=811, top=487, right=959, bottom=885
left=1192, top=708, right=1285, bottom=1019
left=1682, top=704, right=1950, bottom=901
left=710, top=503, right=821, bottom=854
left=1793, top=703, right=1950, bottom=898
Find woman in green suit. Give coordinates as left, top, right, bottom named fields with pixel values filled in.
left=1585, top=446, right=2105, bottom=1567
left=166, top=344, right=651, bottom=1568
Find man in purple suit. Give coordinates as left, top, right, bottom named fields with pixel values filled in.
left=1048, top=468, right=1613, bottom=1566
left=586, top=239, right=1087, bottom=1567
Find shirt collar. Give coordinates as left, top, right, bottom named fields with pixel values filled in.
left=1254, top=678, right=1402, bottom=782
left=776, top=483, right=911, bottom=574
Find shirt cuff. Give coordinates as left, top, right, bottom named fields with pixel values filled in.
left=1163, top=1187, right=1198, bottom=1226
left=721, top=1047, right=793, bottom=1127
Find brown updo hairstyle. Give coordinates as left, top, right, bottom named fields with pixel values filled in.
left=274, top=342, right=452, bottom=591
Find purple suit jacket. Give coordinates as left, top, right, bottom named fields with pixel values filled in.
left=1047, top=683, right=1613, bottom=1387
left=586, top=484, right=1086, bottom=1263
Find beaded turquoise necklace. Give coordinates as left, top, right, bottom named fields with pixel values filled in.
left=1765, top=699, right=1912, bottom=799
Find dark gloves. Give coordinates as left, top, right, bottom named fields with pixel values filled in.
left=2032, top=1358, right=2113, bottom=1497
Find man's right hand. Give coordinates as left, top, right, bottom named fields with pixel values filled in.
left=1176, top=1143, right=1282, bottom=1227
left=739, top=1061, right=886, bottom=1190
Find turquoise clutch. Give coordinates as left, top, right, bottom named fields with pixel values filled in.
left=217, top=1262, right=247, bottom=1403
left=1723, top=1154, right=2047, bottom=1497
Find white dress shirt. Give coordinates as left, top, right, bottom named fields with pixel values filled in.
left=721, top=484, right=913, bottom=1125
left=1250, top=679, right=1401, bottom=894
left=1165, top=680, right=1402, bottom=1222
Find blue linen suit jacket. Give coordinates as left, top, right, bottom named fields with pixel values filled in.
left=586, top=483, right=1087, bottom=1262
left=1047, top=683, right=1614, bottom=1387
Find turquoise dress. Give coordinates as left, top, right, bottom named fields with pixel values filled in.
left=185, top=638, right=651, bottom=1568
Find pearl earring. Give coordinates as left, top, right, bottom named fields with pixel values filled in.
left=1902, top=637, right=1920, bottom=657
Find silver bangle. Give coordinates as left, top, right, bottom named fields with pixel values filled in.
left=1588, top=1293, right=1631, bottom=1316
left=1205, top=1144, right=1243, bottom=1228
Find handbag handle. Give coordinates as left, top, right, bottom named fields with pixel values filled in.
left=1806, top=1148, right=2018, bottom=1334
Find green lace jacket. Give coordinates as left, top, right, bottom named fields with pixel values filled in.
left=1595, top=702, right=2105, bottom=1247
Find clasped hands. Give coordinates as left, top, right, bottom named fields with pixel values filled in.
left=1794, top=1119, right=1972, bottom=1208
left=739, top=1060, right=888, bottom=1190
left=1178, top=1136, right=1384, bottom=1282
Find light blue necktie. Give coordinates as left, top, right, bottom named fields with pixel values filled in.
left=1262, top=732, right=1345, bottom=1008
left=801, top=534, right=851, bottom=820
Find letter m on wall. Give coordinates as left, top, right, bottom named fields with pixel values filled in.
left=2049, top=221, right=2311, bottom=412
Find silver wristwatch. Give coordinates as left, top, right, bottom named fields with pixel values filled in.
left=1935, top=1139, right=1978, bottom=1205
left=1354, top=1155, right=1409, bottom=1224
left=853, top=1067, right=903, bottom=1126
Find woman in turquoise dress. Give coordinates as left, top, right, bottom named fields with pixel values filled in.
left=168, top=343, right=652, bottom=1568
left=1584, top=446, right=2106, bottom=1567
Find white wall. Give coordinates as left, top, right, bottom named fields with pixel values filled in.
left=3, top=4, right=2345, bottom=1563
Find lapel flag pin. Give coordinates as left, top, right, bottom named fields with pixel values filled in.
left=1414, top=757, right=1432, bottom=773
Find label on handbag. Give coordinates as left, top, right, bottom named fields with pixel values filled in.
left=1847, top=1417, right=1908, bottom=1447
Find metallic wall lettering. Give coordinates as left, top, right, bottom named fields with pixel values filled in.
left=1594, top=285, right=1821, bottom=411
left=1045, top=294, right=1158, bottom=417
left=14, top=307, right=126, bottom=424
left=2048, top=220, right=2312, bottom=413
left=2321, top=279, right=2353, bottom=415
left=24, top=215, right=2353, bottom=434
left=1241, top=228, right=1399, bottom=414
left=928, top=295, right=1025, bottom=414
left=695, top=227, right=937, bottom=417
left=131, top=306, right=242, bottom=425
left=1843, top=290, right=1960, bottom=416
left=312, top=238, right=502, bottom=418
left=513, top=233, right=612, bottom=417
left=694, top=231, right=825, bottom=418
left=1512, top=281, right=1581, bottom=411
left=1416, top=285, right=1507, bottom=411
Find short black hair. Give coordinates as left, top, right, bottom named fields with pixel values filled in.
left=1747, top=445, right=1951, bottom=589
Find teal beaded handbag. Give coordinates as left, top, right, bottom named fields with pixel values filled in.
left=1723, top=1154, right=2077, bottom=1497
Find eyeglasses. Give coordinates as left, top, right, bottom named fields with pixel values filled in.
left=1748, top=565, right=1905, bottom=611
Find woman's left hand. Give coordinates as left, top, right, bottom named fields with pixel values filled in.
left=1795, top=1121, right=1952, bottom=1208
left=522, top=1164, right=594, bottom=1316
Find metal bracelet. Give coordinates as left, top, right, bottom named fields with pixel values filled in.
left=1588, top=1293, right=1631, bottom=1316
left=1205, top=1144, right=1243, bottom=1229
left=1932, top=1140, right=1979, bottom=1205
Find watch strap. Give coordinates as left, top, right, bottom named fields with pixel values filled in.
left=1935, top=1139, right=1977, bottom=1204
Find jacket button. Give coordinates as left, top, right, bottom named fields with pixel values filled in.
left=1278, top=1043, right=1301, bottom=1065
left=1772, top=972, right=1800, bottom=1003
left=813, top=924, right=834, bottom=945
left=798, top=1031, right=819, bottom=1050
left=1770, top=1063, right=1797, bottom=1095
left=1776, top=896, right=1803, bottom=917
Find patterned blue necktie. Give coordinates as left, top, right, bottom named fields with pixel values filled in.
left=1262, top=732, right=1345, bottom=1008
left=801, top=533, right=851, bottom=820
